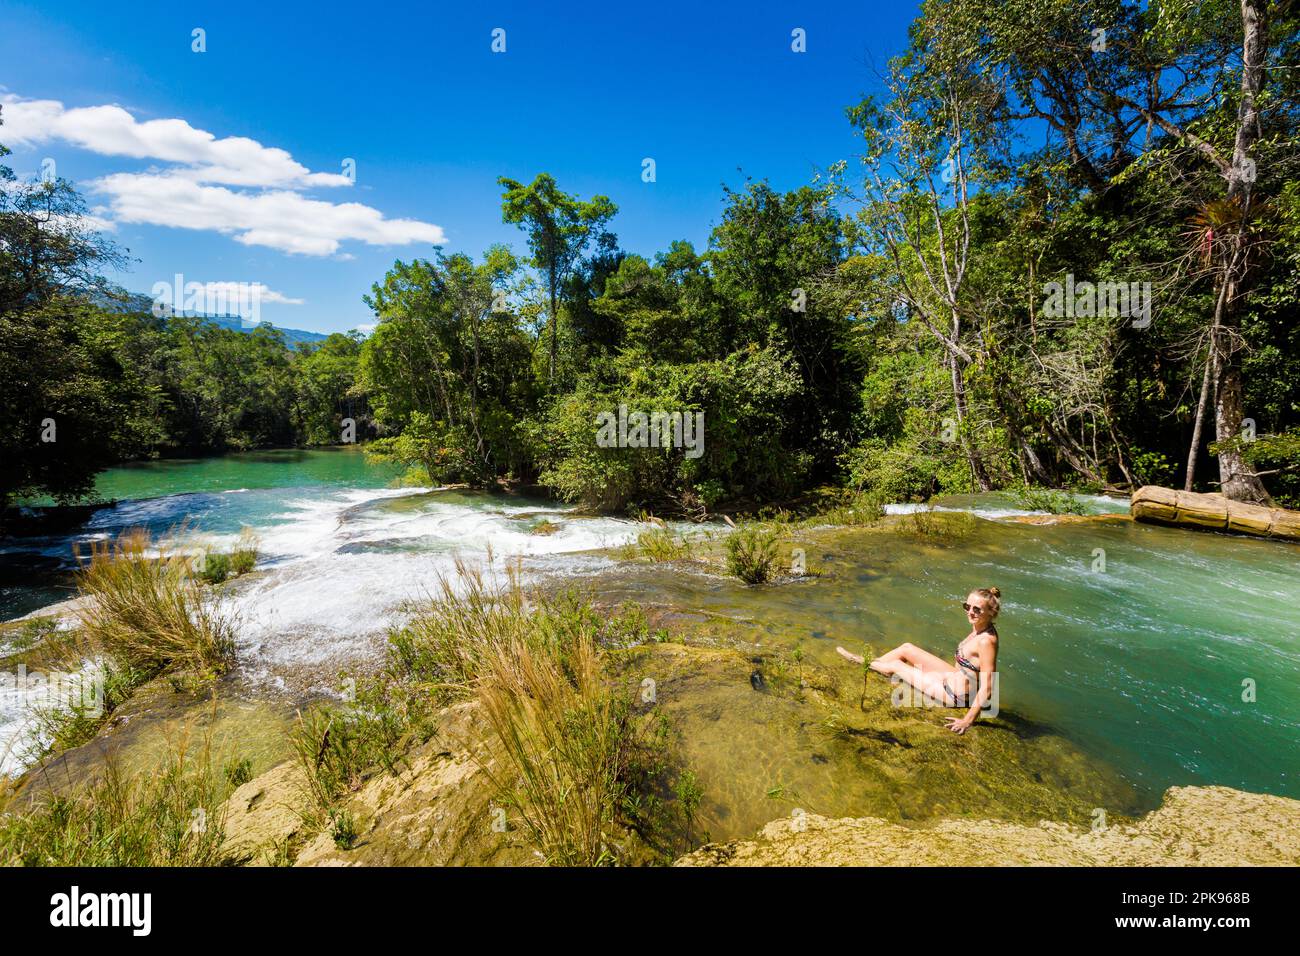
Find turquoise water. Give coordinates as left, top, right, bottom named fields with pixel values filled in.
left=86, top=447, right=406, bottom=501
left=3, top=449, right=1298, bottom=803
left=595, top=514, right=1300, bottom=804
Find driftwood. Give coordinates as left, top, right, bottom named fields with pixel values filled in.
left=1130, top=485, right=1300, bottom=542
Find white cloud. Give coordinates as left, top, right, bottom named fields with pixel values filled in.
left=202, top=282, right=304, bottom=306
left=94, top=173, right=446, bottom=256
left=1, top=95, right=350, bottom=188
left=0, top=94, right=446, bottom=256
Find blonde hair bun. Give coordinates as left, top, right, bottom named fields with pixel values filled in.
left=989, top=587, right=1001, bottom=598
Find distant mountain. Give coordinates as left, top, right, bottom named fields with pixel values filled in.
left=202, top=313, right=330, bottom=346
left=100, top=291, right=331, bottom=347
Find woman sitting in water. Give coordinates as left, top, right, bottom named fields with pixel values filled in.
left=837, top=587, right=1001, bottom=735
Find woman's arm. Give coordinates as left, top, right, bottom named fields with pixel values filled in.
left=947, top=635, right=996, bottom=734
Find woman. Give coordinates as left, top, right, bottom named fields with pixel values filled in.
left=837, top=587, right=1001, bottom=734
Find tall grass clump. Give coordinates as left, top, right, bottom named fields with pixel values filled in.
left=0, top=746, right=228, bottom=866
left=293, top=561, right=691, bottom=864
left=476, top=628, right=637, bottom=866
left=387, top=562, right=616, bottom=704
left=75, top=530, right=235, bottom=683
left=228, top=527, right=260, bottom=575
left=725, top=523, right=781, bottom=584
left=631, top=527, right=693, bottom=562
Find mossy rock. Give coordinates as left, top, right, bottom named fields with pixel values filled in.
left=608, top=640, right=1139, bottom=845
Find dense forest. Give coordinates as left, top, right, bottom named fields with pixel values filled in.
left=3, top=0, right=1298, bottom=519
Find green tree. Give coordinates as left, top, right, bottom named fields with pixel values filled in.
left=498, top=174, right=617, bottom=388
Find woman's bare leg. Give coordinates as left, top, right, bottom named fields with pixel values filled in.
left=874, top=661, right=950, bottom=705
left=869, top=641, right=950, bottom=675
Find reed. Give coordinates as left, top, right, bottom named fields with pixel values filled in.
left=292, top=563, right=689, bottom=863
left=476, top=629, right=635, bottom=866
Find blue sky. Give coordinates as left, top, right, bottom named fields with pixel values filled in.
left=1, top=1, right=916, bottom=333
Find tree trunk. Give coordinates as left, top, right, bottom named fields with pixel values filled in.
left=950, top=351, right=991, bottom=491
left=1184, top=285, right=1224, bottom=491
left=1213, top=0, right=1270, bottom=504
left=547, top=274, right=558, bottom=389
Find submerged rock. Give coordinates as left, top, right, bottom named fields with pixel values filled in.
left=606, top=641, right=1141, bottom=845
left=676, top=785, right=1300, bottom=866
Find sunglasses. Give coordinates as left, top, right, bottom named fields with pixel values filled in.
left=962, top=602, right=986, bottom=613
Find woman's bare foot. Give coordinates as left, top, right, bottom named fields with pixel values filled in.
left=836, top=646, right=865, bottom=665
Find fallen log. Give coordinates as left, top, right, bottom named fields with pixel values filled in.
left=1130, top=485, right=1300, bottom=542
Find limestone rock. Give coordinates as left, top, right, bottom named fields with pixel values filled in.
left=675, top=785, right=1300, bottom=866
left=221, top=761, right=311, bottom=864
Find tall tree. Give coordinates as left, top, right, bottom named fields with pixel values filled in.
left=498, top=174, right=617, bottom=388
left=846, top=22, right=1009, bottom=491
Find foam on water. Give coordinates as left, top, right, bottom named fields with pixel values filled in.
left=1, top=485, right=651, bottom=772
left=0, top=655, right=102, bottom=778
left=215, top=487, right=646, bottom=685
left=884, top=492, right=1128, bottom=521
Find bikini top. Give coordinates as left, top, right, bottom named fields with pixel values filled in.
left=955, top=631, right=995, bottom=675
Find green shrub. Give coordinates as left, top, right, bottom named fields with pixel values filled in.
left=291, top=706, right=380, bottom=810
left=329, top=808, right=358, bottom=849
left=809, top=491, right=884, bottom=527
left=25, top=659, right=146, bottom=760
left=1129, top=450, right=1176, bottom=487
left=535, top=346, right=809, bottom=513
left=725, top=524, right=781, bottom=584
left=633, top=527, right=692, bottom=561
left=223, top=756, right=254, bottom=788
left=196, top=551, right=231, bottom=585
left=1013, top=485, right=1088, bottom=515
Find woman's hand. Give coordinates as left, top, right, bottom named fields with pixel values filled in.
left=946, top=715, right=974, bottom=734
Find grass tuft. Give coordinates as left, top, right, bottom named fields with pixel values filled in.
left=228, top=527, right=260, bottom=575
left=0, top=743, right=228, bottom=866
left=631, top=527, right=693, bottom=562
left=475, top=626, right=635, bottom=865
left=291, top=562, right=696, bottom=864
left=75, top=530, right=235, bottom=682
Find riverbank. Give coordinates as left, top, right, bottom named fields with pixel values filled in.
left=10, top=631, right=1295, bottom=866
left=677, top=785, right=1300, bottom=866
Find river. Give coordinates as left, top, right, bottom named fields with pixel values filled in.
left=2, top=446, right=1298, bottom=806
